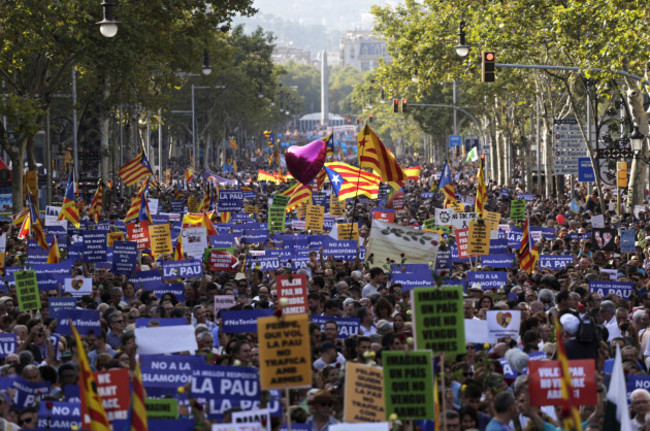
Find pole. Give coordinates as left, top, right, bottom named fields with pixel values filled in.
left=536, top=94, right=541, bottom=194
left=45, top=109, right=52, bottom=206
left=72, top=65, right=79, bottom=183
left=452, top=81, right=458, bottom=135
left=119, top=104, right=124, bottom=197
left=158, top=108, right=163, bottom=181
left=191, top=84, right=196, bottom=169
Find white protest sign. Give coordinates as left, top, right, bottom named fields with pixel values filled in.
left=331, top=423, right=390, bottom=431
left=434, top=208, right=454, bottom=226
left=181, top=226, right=208, bottom=259
left=450, top=212, right=478, bottom=230
left=64, top=277, right=93, bottom=297
left=366, top=220, right=440, bottom=266
left=232, top=409, right=271, bottom=431
left=213, top=423, right=264, bottom=431
left=486, top=310, right=521, bottom=343
left=464, top=319, right=489, bottom=344
left=45, top=205, right=67, bottom=228
left=149, top=198, right=159, bottom=215
left=590, top=214, right=605, bottom=228
left=135, top=325, right=197, bottom=355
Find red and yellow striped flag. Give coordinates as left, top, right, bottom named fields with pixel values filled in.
left=71, top=323, right=111, bottom=431
left=129, top=361, right=148, bottom=431
left=519, top=215, right=539, bottom=274
left=88, top=182, right=104, bottom=223
left=46, top=236, right=61, bottom=264
left=357, top=125, right=405, bottom=184
left=475, top=157, right=486, bottom=218
left=403, top=166, right=421, bottom=181
left=281, top=182, right=312, bottom=213
left=118, top=151, right=154, bottom=186
left=174, top=236, right=183, bottom=261
left=554, top=316, right=583, bottom=431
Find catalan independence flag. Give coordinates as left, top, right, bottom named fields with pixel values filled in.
left=357, top=125, right=405, bottom=184
left=71, top=323, right=111, bottom=431
left=324, top=162, right=381, bottom=201
left=118, top=151, right=154, bottom=186
left=475, top=157, right=486, bottom=219
left=27, top=188, right=48, bottom=250
left=57, top=171, right=81, bottom=228
left=438, top=161, right=457, bottom=205
left=554, top=316, right=583, bottom=431
left=323, top=133, right=334, bottom=159
left=519, top=215, right=539, bottom=274
left=124, top=180, right=150, bottom=223
left=127, top=361, right=148, bottom=431
left=281, top=182, right=312, bottom=213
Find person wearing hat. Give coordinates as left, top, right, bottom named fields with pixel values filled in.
left=556, top=312, right=598, bottom=361
left=306, top=390, right=338, bottom=431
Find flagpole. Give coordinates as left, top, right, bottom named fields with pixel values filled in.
left=352, top=125, right=367, bottom=223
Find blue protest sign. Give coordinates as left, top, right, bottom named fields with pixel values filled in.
left=170, top=200, right=185, bottom=213
left=480, top=254, right=516, bottom=269
left=63, top=385, right=81, bottom=403
left=518, top=194, right=535, bottom=202
left=11, top=377, right=49, bottom=409
left=30, top=261, right=74, bottom=291
left=112, top=241, right=138, bottom=275
left=307, top=235, right=332, bottom=248
left=220, top=309, right=274, bottom=334
left=531, top=227, right=556, bottom=241
left=391, top=271, right=434, bottom=291
left=141, top=355, right=203, bottom=395
left=422, top=192, right=434, bottom=199
left=498, top=357, right=518, bottom=379
left=161, top=260, right=203, bottom=280
left=25, top=244, right=48, bottom=265
left=129, top=270, right=164, bottom=290
left=48, top=297, right=77, bottom=318
left=209, top=234, right=235, bottom=249
left=218, top=190, right=243, bottom=212
left=578, top=158, right=595, bottom=182
left=248, top=252, right=281, bottom=271
left=0, top=333, right=17, bottom=358
left=241, top=229, right=269, bottom=245
left=489, top=238, right=509, bottom=254
left=620, top=229, right=637, bottom=253
left=136, top=318, right=188, bottom=328
left=148, top=419, right=195, bottom=431
left=627, top=375, right=650, bottom=401
left=151, top=283, right=185, bottom=303
left=152, top=214, right=170, bottom=224
left=222, top=164, right=233, bottom=173
left=56, top=309, right=101, bottom=336
left=589, top=280, right=634, bottom=299
left=501, top=188, right=510, bottom=198
left=507, top=228, right=524, bottom=249
left=242, top=191, right=256, bottom=200
left=231, top=213, right=255, bottom=224
left=37, top=401, right=82, bottom=430
left=321, top=240, right=358, bottom=261
left=311, top=316, right=360, bottom=339
left=436, top=248, right=452, bottom=270
left=83, top=230, right=108, bottom=263
left=539, top=255, right=574, bottom=270
left=449, top=135, right=462, bottom=148
left=467, top=271, right=508, bottom=290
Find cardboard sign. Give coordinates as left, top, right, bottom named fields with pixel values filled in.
left=276, top=274, right=308, bottom=315
left=486, top=310, right=521, bottom=343
left=149, top=223, right=173, bottom=257
left=187, top=196, right=198, bottom=213
left=454, top=228, right=470, bottom=259
left=372, top=210, right=395, bottom=223
left=273, top=194, right=291, bottom=207
left=510, top=200, right=526, bottom=221
left=107, top=232, right=124, bottom=247
left=337, top=223, right=359, bottom=241
left=434, top=208, right=454, bottom=226
left=258, top=314, right=312, bottom=390
left=82, top=368, right=130, bottom=426
left=411, top=286, right=465, bottom=355
left=528, top=359, right=597, bottom=406
left=268, top=206, right=286, bottom=233
left=366, top=220, right=439, bottom=266
left=232, top=410, right=271, bottom=431
left=305, top=205, right=325, bottom=232
left=468, top=221, right=490, bottom=256
left=208, top=250, right=238, bottom=271
left=330, top=194, right=345, bottom=217
left=383, top=350, right=434, bottom=420
left=344, top=362, right=386, bottom=422
left=126, top=221, right=151, bottom=250
left=145, top=398, right=178, bottom=419
left=244, top=206, right=259, bottom=214
left=483, top=210, right=501, bottom=231
left=14, top=270, right=41, bottom=311
left=181, top=226, right=208, bottom=259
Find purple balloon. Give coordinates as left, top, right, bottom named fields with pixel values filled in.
left=285, top=139, right=327, bottom=185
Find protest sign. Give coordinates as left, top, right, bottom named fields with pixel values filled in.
left=591, top=228, right=617, bottom=251
left=107, top=231, right=124, bottom=247
left=258, top=314, right=312, bottom=389
left=161, top=260, right=203, bottom=280
left=56, top=309, right=101, bottom=336
left=140, top=355, right=203, bottom=395
left=112, top=241, right=138, bottom=274
left=210, top=234, right=235, bottom=249
left=83, top=229, right=108, bottom=263
left=244, top=206, right=259, bottom=215
left=214, top=295, right=236, bottom=316
left=126, top=221, right=151, bottom=250
left=145, top=399, right=178, bottom=419
left=528, top=359, right=597, bottom=406
left=208, top=249, right=238, bottom=271
left=305, top=205, right=325, bottom=231
left=467, top=271, right=508, bottom=290
left=366, top=220, right=439, bottom=266
left=510, top=200, right=526, bottom=221
left=344, top=362, right=386, bottom=422
left=330, top=194, right=345, bottom=217
left=480, top=254, right=516, bottom=269
left=383, top=350, right=434, bottom=420
left=448, top=211, right=477, bottom=230
left=181, top=227, right=208, bottom=259
left=276, top=274, right=308, bottom=315
left=464, top=319, right=489, bottom=343
left=434, top=208, right=454, bottom=226
left=187, top=196, right=199, bottom=213
left=412, top=286, right=465, bottom=355
left=268, top=206, right=286, bottom=232
left=627, top=376, right=650, bottom=402
left=590, top=214, right=605, bottom=228
left=14, top=270, right=41, bottom=311
left=82, top=369, right=130, bottom=426
left=64, top=277, right=93, bottom=297
left=589, top=280, right=634, bottom=300
left=37, top=402, right=82, bottom=430
left=221, top=309, right=275, bottom=334
left=232, top=409, right=271, bottom=431
left=149, top=224, right=173, bottom=257
left=468, top=221, right=490, bottom=256
left=0, top=333, right=17, bottom=358
left=321, top=240, right=359, bottom=261
left=539, top=255, right=574, bottom=270
left=455, top=228, right=470, bottom=259
left=486, top=310, right=521, bottom=343
left=337, top=223, right=359, bottom=241
left=372, top=209, right=395, bottom=223
left=11, top=377, right=49, bottom=410
left=218, top=190, right=244, bottom=212
left=48, top=297, right=77, bottom=318
left=130, top=270, right=164, bottom=291
left=311, top=316, right=360, bottom=339
left=483, top=210, right=501, bottom=231
left=620, top=229, right=637, bottom=253
left=215, top=424, right=264, bottom=431
left=135, top=325, right=198, bottom=355
left=332, top=424, right=389, bottom=431
left=136, top=318, right=187, bottom=328
left=272, top=194, right=290, bottom=207
left=391, top=271, right=434, bottom=291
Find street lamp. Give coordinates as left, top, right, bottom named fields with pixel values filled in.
left=202, top=50, right=212, bottom=76
left=455, top=20, right=469, bottom=57
left=630, top=126, right=645, bottom=153
left=97, top=0, right=119, bottom=38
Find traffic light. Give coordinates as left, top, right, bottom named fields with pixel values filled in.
left=482, top=51, right=496, bottom=82
left=369, top=114, right=374, bottom=123
left=401, top=99, right=408, bottom=113
left=393, top=99, right=399, bottom=113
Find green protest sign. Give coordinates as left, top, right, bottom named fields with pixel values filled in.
left=510, top=199, right=526, bottom=221
left=14, top=270, right=41, bottom=311
left=272, top=194, right=290, bottom=208
left=145, top=398, right=178, bottom=419
left=268, top=205, right=286, bottom=232
left=411, top=286, right=465, bottom=355
left=383, top=350, right=435, bottom=420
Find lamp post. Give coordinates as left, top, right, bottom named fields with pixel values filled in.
left=97, top=0, right=119, bottom=38
left=202, top=50, right=212, bottom=76
left=191, top=85, right=210, bottom=169
left=455, top=21, right=470, bottom=58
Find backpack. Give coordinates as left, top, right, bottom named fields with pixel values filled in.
left=577, top=310, right=600, bottom=344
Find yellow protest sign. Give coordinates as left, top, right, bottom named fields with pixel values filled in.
left=258, top=314, right=312, bottom=390
left=296, top=205, right=307, bottom=220
left=244, top=206, right=259, bottom=214
left=107, top=232, right=124, bottom=247
left=483, top=210, right=501, bottom=231
left=451, top=201, right=465, bottom=213
left=468, top=220, right=490, bottom=256
left=187, top=196, right=198, bottom=213
left=148, top=224, right=173, bottom=257
left=344, top=362, right=386, bottom=422
left=330, top=194, right=345, bottom=217
left=305, top=205, right=325, bottom=232
left=337, top=223, right=359, bottom=241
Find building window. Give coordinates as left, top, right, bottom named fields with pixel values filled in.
left=361, top=61, right=369, bottom=71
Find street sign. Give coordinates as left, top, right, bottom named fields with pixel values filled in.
left=465, top=136, right=479, bottom=149
left=553, top=119, right=593, bottom=175
left=449, top=135, right=462, bottom=148
left=577, top=158, right=595, bottom=182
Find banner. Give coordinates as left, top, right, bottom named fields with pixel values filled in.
left=140, top=355, right=203, bottom=395
left=383, top=350, right=434, bottom=420
left=467, top=271, right=508, bottom=290
left=366, top=220, right=439, bottom=266
left=15, top=270, right=41, bottom=311
left=344, top=362, right=385, bottom=422
left=11, top=377, right=49, bottom=410
left=468, top=221, right=490, bottom=256
left=486, top=310, right=521, bottom=343
left=56, top=309, right=101, bottom=336
left=149, top=224, right=173, bottom=257
left=528, top=359, right=597, bottom=406
left=390, top=271, right=434, bottom=291
left=0, top=333, right=17, bottom=358
left=82, top=369, right=130, bottom=426
left=161, top=260, right=203, bottom=280
left=480, top=254, right=516, bottom=269
left=135, top=325, right=198, bottom=355
left=321, top=240, right=359, bottom=261
left=311, top=316, right=360, bottom=339
left=218, top=190, right=244, bottom=212
left=112, top=240, right=138, bottom=274
left=411, top=286, right=465, bottom=355
left=589, top=280, right=633, bottom=299
left=181, top=226, right=208, bottom=259
left=276, top=274, right=308, bottom=315
left=37, top=401, right=82, bottom=430
left=130, top=270, right=163, bottom=291
left=372, top=209, right=395, bottom=223
left=258, top=314, right=312, bottom=389
left=221, top=309, right=275, bottom=334
left=48, top=297, right=77, bottom=318
left=539, top=255, right=574, bottom=270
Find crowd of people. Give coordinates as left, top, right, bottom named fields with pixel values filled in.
left=0, top=150, right=647, bottom=431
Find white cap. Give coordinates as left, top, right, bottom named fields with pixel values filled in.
left=560, top=313, right=580, bottom=336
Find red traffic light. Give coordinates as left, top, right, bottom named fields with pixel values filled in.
left=485, top=52, right=495, bottom=61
